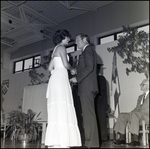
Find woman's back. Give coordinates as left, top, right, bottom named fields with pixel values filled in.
left=53, top=57, right=66, bottom=69
left=51, top=45, right=71, bottom=71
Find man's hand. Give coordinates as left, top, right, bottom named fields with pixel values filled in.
left=70, top=69, right=77, bottom=75
left=70, top=77, right=77, bottom=83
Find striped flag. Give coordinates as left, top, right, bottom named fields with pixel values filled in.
left=110, top=52, right=121, bottom=123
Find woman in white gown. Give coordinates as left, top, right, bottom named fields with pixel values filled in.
left=45, top=29, right=81, bottom=148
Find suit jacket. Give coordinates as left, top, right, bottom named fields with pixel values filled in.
left=132, top=92, right=149, bottom=121
left=76, top=44, right=98, bottom=95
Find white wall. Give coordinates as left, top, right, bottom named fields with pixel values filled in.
left=1, top=66, right=49, bottom=116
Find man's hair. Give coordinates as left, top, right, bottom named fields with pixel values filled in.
left=76, top=33, right=90, bottom=44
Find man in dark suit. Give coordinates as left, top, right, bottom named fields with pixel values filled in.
left=70, top=33, right=99, bottom=148
left=113, top=78, right=149, bottom=146
left=95, top=64, right=108, bottom=142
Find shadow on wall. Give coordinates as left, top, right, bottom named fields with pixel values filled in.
left=96, top=52, right=103, bottom=64
left=96, top=52, right=104, bottom=75
left=96, top=52, right=111, bottom=108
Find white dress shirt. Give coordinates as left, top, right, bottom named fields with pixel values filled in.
left=82, top=44, right=89, bottom=52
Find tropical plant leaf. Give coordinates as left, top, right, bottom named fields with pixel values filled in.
left=5, top=109, right=42, bottom=141
left=107, top=25, right=149, bottom=78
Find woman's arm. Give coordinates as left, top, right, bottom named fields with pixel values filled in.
left=48, top=58, right=54, bottom=73
left=58, top=46, right=73, bottom=70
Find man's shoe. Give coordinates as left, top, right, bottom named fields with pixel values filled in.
left=113, top=140, right=126, bottom=145
left=128, top=141, right=140, bottom=146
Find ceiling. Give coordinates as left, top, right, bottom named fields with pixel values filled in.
left=1, top=1, right=114, bottom=53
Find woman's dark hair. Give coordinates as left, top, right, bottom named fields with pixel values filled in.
left=76, top=33, right=90, bottom=44
left=53, top=29, right=71, bottom=45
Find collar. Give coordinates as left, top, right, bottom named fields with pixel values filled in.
left=83, top=44, right=89, bottom=52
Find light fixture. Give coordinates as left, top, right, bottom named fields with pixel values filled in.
left=9, top=20, right=12, bottom=24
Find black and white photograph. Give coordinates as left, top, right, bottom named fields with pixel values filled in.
left=1, top=1, right=149, bottom=148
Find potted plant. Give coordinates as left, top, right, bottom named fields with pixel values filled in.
left=5, top=109, right=42, bottom=142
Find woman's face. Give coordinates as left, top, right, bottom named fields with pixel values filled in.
left=62, top=36, right=70, bottom=45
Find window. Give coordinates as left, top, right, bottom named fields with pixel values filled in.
left=101, top=35, right=114, bottom=44
left=24, top=58, right=33, bottom=70
left=14, top=55, right=41, bottom=74
left=117, top=32, right=126, bottom=39
left=116, top=24, right=149, bottom=40
left=138, top=25, right=149, bottom=33
left=15, top=61, right=23, bottom=72
left=98, top=35, right=114, bottom=45
left=66, top=46, right=75, bottom=53
left=34, top=55, right=41, bottom=67
left=66, top=44, right=76, bottom=53
left=97, top=24, right=149, bottom=45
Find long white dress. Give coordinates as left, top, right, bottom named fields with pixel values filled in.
left=45, top=47, right=81, bottom=147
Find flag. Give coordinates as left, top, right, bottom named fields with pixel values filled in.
left=110, top=52, right=121, bottom=123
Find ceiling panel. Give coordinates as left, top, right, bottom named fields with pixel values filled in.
left=1, top=1, right=114, bottom=53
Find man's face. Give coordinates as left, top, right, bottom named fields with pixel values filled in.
left=75, top=35, right=85, bottom=50
left=140, top=79, right=149, bottom=92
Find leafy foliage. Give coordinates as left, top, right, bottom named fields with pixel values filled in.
left=28, top=69, right=45, bottom=86
left=28, top=51, right=52, bottom=85
left=5, top=109, right=42, bottom=142
left=107, top=25, right=149, bottom=78
left=41, top=51, right=52, bottom=70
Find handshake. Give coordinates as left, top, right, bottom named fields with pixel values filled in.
left=70, top=69, right=77, bottom=83
left=70, top=68, right=77, bottom=75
